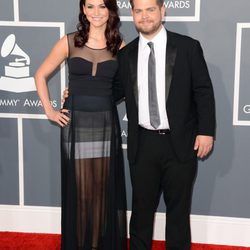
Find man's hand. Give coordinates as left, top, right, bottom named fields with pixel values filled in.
left=61, top=87, right=69, bottom=105
left=194, top=135, right=214, bottom=158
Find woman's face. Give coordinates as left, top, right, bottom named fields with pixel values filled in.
left=83, top=0, right=109, bottom=29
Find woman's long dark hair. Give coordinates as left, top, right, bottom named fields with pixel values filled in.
left=74, top=0, right=122, bottom=56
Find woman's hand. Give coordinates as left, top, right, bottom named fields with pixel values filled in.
left=46, top=109, right=70, bottom=127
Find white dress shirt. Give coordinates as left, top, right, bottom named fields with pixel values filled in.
left=137, top=26, right=170, bottom=130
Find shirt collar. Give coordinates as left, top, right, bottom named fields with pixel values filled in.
left=139, top=25, right=167, bottom=50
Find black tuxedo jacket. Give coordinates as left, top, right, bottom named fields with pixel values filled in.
left=115, top=30, right=216, bottom=164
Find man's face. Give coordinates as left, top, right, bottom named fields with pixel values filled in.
left=131, top=0, right=165, bottom=38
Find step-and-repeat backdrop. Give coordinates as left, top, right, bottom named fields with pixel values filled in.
left=0, top=0, right=250, bottom=246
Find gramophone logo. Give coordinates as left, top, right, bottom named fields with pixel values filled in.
left=0, top=34, right=36, bottom=93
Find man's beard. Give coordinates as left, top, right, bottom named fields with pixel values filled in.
left=135, top=21, right=162, bottom=36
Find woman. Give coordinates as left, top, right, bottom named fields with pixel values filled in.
left=35, top=0, right=127, bottom=249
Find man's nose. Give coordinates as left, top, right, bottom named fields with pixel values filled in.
left=141, top=10, right=148, bottom=19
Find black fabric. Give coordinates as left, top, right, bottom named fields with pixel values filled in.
left=129, top=128, right=197, bottom=250
left=117, top=29, right=215, bottom=164
left=60, top=32, right=127, bottom=250
left=117, top=28, right=215, bottom=250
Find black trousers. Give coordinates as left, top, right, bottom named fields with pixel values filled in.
left=129, top=128, right=197, bottom=250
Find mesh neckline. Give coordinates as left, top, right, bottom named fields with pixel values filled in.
left=85, top=44, right=107, bottom=50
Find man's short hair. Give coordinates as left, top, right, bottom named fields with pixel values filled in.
left=130, top=0, right=164, bottom=9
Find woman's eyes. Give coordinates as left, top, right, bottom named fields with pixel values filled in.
left=86, top=5, right=106, bottom=9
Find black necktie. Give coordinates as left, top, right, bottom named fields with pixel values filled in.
left=148, top=42, right=160, bottom=129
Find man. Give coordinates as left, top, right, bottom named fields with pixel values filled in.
left=116, top=0, right=216, bottom=249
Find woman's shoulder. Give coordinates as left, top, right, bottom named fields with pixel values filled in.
left=66, top=31, right=78, bottom=40
left=66, top=31, right=80, bottom=49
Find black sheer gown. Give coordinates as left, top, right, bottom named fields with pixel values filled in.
left=61, top=33, right=127, bottom=250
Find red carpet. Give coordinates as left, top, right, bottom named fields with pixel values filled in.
left=0, top=232, right=249, bottom=250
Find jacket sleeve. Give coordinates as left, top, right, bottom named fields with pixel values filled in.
left=191, top=40, right=216, bottom=136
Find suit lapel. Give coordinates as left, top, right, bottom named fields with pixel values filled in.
left=165, top=31, right=177, bottom=103
left=128, top=33, right=176, bottom=107
left=128, top=38, right=139, bottom=107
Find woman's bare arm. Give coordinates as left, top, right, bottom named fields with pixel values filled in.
left=35, top=35, right=70, bottom=126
